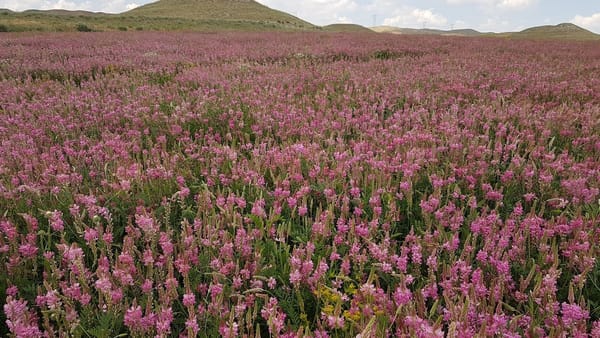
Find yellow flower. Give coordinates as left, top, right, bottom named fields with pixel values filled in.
left=373, top=305, right=385, bottom=316
left=343, top=310, right=361, bottom=322
left=322, top=304, right=335, bottom=315
left=329, top=293, right=341, bottom=303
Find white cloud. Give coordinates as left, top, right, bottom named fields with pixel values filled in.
left=497, top=0, right=535, bottom=9
left=383, top=8, right=448, bottom=28
left=335, top=16, right=352, bottom=24
left=476, top=17, right=513, bottom=31
left=257, top=0, right=359, bottom=26
left=0, top=0, right=89, bottom=11
left=572, top=13, right=600, bottom=33
left=0, top=0, right=144, bottom=13
left=125, top=3, right=139, bottom=11
left=454, top=20, right=468, bottom=29
left=446, top=0, right=536, bottom=10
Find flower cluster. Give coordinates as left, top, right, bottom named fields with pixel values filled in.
left=0, top=32, right=599, bottom=336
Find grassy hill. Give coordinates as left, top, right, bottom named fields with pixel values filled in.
left=23, top=9, right=105, bottom=16
left=371, top=23, right=600, bottom=40
left=511, top=23, right=600, bottom=40
left=1, top=3, right=599, bottom=39
left=448, top=29, right=482, bottom=37
left=0, top=0, right=316, bottom=32
left=125, top=0, right=314, bottom=29
left=322, top=24, right=373, bottom=33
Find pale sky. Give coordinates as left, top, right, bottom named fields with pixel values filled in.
left=1, top=0, right=600, bottom=33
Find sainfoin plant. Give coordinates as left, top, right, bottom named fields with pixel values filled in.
left=0, top=31, right=599, bottom=336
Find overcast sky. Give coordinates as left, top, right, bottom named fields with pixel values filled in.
left=1, top=0, right=600, bottom=33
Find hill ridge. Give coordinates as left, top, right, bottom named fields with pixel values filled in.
left=125, top=0, right=314, bottom=28
left=513, top=22, right=598, bottom=40
left=1, top=3, right=599, bottom=40
left=371, top=22, right=599, bottom=40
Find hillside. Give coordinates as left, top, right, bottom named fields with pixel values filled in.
left=125, top=0, right=314, bottom=29
left=0, top=0, right=316, bottom=32
left=511, top=23, right=600, bottom=40
left=322, top=24, right=373, bottom=33
left=371, top=23, right=600, bottom=40
left=1, top=3, right=599, bottom=39
left=22, top=9, right=105, bottom=16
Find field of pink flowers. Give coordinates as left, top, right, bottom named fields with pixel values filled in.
left=0, top=32, right=599, bottom=337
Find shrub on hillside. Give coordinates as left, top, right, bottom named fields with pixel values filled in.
left=75, top=24, right=92, bottom=32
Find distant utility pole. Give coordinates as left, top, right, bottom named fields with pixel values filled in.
left=373, top=14, right=376, bottom=27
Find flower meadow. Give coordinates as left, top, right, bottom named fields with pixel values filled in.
left=0, top=31, right=599, bottom=337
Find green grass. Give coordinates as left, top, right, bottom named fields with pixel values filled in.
left=0, top=13, right=316, bottom=32
left=322, top=24, right=373, bottom=33
left=127, top=0, right=313, bottom=28
left=0, top=0, right=318, bottom=32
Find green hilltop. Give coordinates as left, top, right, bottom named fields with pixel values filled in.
left=511, top=23, right=600, bottom=40
left=126, top=0, right=313, bottom=29
left=322, top=24, right=373, bottom=33
left=0, top=0, right=316, bottom=32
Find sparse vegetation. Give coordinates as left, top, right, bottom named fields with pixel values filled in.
left=75, top=23, right=92, bottom=32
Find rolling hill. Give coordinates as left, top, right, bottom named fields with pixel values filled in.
left=22, top=9, right=106, bottom=16
left=371, top=23, right=599, bottom=40
left=0, top=2, right=599, bottom=40
left=0, top=0, right=315, bottom=32
left=511, top=23, right=600, bottom=40
left=322, top=24, right=373, bottom=33
left=125, top=0, right=314, bottom=29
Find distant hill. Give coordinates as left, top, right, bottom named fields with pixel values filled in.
left=125, top=0, right=314, bottom=29
left=0, top=0, right=315, bottom=32
left=322, top=24, right=373, bottom=33
left=22, top=9, right=107, bottom=16
left=1, top=3, right=599, bottom=40
left=371, top=23, right=600, bottom=40
left=371, top=26, right=483, bottom=37
left=447, top=29, right=482, bottom=37
left=511, top=23, right=599, bottom=40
